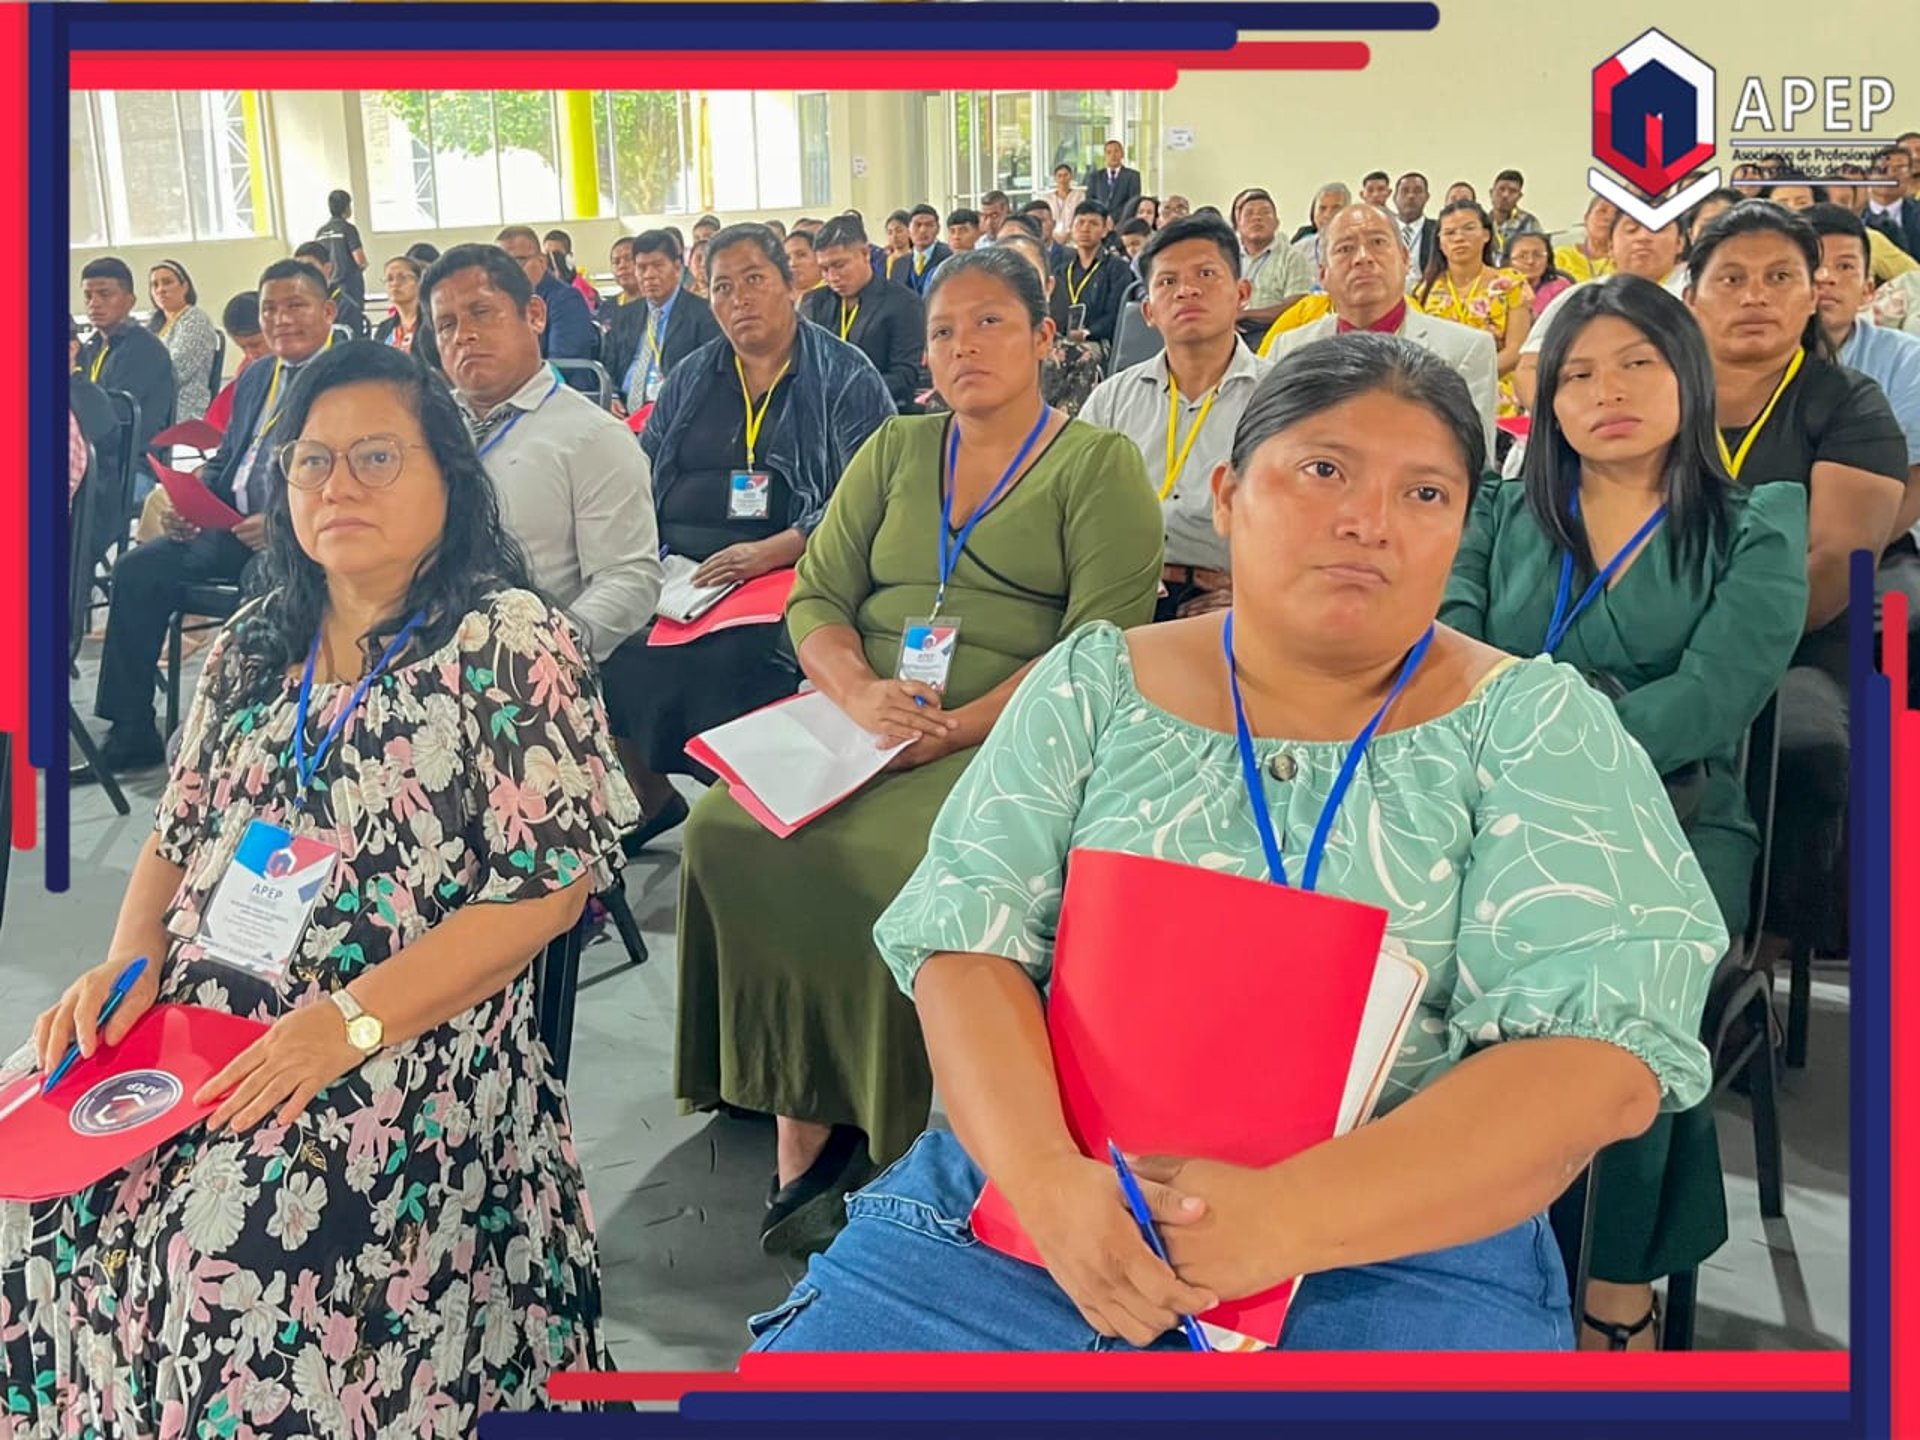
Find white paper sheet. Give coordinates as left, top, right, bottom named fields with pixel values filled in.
left=656, top=554, right=739, bottom=624
left=694, top=692, right=911, bottom=825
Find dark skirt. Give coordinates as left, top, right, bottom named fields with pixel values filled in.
left=600, top=624, right=797, bottom=778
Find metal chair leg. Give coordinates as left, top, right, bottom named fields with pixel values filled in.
left=69, top=707, right=129, bottom=817
left=602, top=881, right=649, bottom=967
left=1785, top=940, right=1811, bottom=1069
left=165, top=611, right=184, bottom=739
left=537, top=917, right=585, bottom=1083
left=1747, top=988, right=1786, bottom=1220
left=1661, top=1267, right=1698, bottom=1351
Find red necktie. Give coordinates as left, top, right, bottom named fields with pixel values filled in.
left=1336, top=299, right=1408, bottom=335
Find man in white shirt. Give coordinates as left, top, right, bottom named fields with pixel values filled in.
left=1265, top=203, right=1498, bottom=460
left=1081, top=214, right=1271, bottom=621
left=1233, top=188, right=1316, bottom=333
left=422, top=243, right=662, bottom=669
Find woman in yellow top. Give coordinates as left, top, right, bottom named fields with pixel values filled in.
left=1413, top=200, right=1534, bottom=415
left=1555, top=196, right=1618, bottom=283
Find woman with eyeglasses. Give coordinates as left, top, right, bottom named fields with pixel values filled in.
left=5, top=341, right=638, bottom=1432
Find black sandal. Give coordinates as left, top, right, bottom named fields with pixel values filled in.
left=760, top=1126, right=869, bottom=1258
left=1582, top=1307, right=1657, bottom=1350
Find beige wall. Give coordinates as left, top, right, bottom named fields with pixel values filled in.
left=1161, top=0, right=1915, bottom=238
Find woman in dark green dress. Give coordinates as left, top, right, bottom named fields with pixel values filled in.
left=675, top=248, right=1165, bottom=1257
left=1442, top=275, right=1807, bottom=1348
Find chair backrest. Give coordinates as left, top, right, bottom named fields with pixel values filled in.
left=1741, top=693, right=1783, bottom=955
left=104, top=388, right=142, bottom=518
left=68, top=446, right=107, bottom=661
left=531, top=914, right=586, bottom=1082
left=550, top=357, right=614, bottom=412
left=206, top=330, right=226, bottom=400
left=1109, top=301, right=1163, bottom=373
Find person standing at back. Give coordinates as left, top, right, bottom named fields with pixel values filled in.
left=293, top=241, right=367, bottom=339
left=1084, top=138, right=1142, bottom=221
left=315, top=188, right=368, bottom=308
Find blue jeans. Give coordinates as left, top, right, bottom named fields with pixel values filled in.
left=749, top=1131, right=1572, bottom=1352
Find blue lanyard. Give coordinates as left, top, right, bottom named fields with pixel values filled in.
left=290, top=611, right=425, bottom=807
left=1224, top=613, right=1434, bottom=892
left=478, top=376, right=562, bottom=459
left=1543, top=497, right=1667, bottom=654
left=935, top=407, right=1050, bottom=613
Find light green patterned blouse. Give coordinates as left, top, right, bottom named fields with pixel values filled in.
left=873, top=621, right=1722, bottom=1114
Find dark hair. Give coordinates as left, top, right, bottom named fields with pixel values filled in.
left=1362, top=170, right=1390, bottom=186
left=383, top=255, right=424, bottom=285
left=1072, top=199, right=1110, bottom=222
left=707, top=223, right=792, bottom=285
left=546, top=250, right=579, bottom=286
left=1120, top=219, right=1153, bottom=238
left=1685, top=200, right=1830, bottom=357
left=1395, top=171, right=1429, bottom=189
left=909, top=204, right=940, bottom=222
left=1683, top=187, right=1746, bottom=238
left=785, top=228, right=818, bottom=253
left=1236, top=188, right=1277, bottom=217
left=495, top=225, right=540, bottom=250
left=327, top=189, right=352, bottom=219
left=543, top=228, right=573, bottom=252
left=1054, top=162, right=1075, bottom=177
left=815, top=215, right=868, bottom=251
left=292, top=241, right=333, bottom=269
left=420, top=243, right=534, bottom=320
left=222, top=291, right=262, bottom=337
left=1802, top=201, right=1872, bottom=270
left=696, top=214, right=721, bottom=231
left=259, top=258, right=329, bottom=299
left=405, top=242, right=441, bottom=266
left=81, top=257, right=135, bottom=293
left=886, top=209, right=912, bottom=230
left=1137, top=213, right=1242, bottom=284
left=632, top=229, right=683, bottom=265
left=609, top=234, right=636, bottom=261
left=1494, top=168, right=1524, bottom=187
left=145, top=260, right=198, bottom=330
left=1502, top=229, right=1570, bottom=288
left=1763, top=178, right=1829, bottom=206
left=1521, top=276, right=1731, bottom=577
left=1872, top=145, right=1907, bottom=170
left=664, top=225, right=686, bottom=246
left=924, top=245, right=1048, bottom=328
left=1230, top=332, right=1485, bottom=493
left=1414, top=200, right=1496, bottom=305
left=1000, top=212, right=1044, bottom=241
left=230, top=341, right=533, bottom=700
left=946, top=208, right=981, bottom=229
left=994, top=230, right=1050, bottom=277
left=981, top=190, right=1010, bottom=208
left=1021, top=198, right=1052, bottom=216
left=763, top=219, right=788, bottom=240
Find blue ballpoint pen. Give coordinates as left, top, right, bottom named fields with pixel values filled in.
left=1108, top=1140, right=1212, bottom=1352
left=41, top=956, right=150, bottom=1095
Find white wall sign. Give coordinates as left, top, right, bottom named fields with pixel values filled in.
left=1165, top=128, right=1195, bottom=151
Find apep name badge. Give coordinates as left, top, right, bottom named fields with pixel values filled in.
left=728, top=470, right=772, bottom=521
left=897, top=616, right=961, bottom=694
left=199, top=821, right=337, bottom=981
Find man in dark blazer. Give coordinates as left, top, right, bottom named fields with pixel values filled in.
left=805, top=214, right=927, bottom=412
left=497, top=225, right=598, bottom=364
left=1864, top=146, right=1920, bottom=258
left=1084, top=139, right=1142, bottom=222
left=901, top=204, right=954, bottom=297
left=1390, top=172, right=1439, bottom=278
left=75, top=256, right=177, bottom=505
left=603, top=229, right=722, bottom=416
left=88, top=258, right=334, bottom=774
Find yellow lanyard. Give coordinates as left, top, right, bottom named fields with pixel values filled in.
left=88, top=338, right=109, bottom=383
left=1162, top=374, right=1220, bottom=501
left=1717, top=349, right=1804, bottom=480
left=839, top=301, right=860, bottom=341
left=644, top=312, right=666, bottom=368
left=1066, top=258, right=1102, bottom=307
left=1442, top=271, right=1485, bottom=322
left=914, top=250, right=929, bottom=277
left=886, top=254, right=900, bottom=282
left=736, top=355, right=791, bottom=468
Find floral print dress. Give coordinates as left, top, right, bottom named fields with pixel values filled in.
left=1417, top=265, right=1533, bottom=416
left=0, top=588, right=639, bottom=1438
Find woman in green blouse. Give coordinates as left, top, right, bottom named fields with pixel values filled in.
left=1443, top=276, right=1807, bottom=1348
left=744, top=334, right=1722, bottom=1353
left=676, top=247, right=1164, bottom=1256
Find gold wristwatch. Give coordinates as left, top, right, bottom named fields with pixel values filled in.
left=329, top=989, right=385, bottom=1054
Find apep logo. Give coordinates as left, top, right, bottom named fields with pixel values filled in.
left=1589, top=29, right=1722, bottom=230
left=70, top=1070, right=183, bottom=1137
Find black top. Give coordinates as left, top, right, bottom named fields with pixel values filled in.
left=316, top=217, right=366, bottom=305
left=800, top=275, right=926, bottom=412
left=1049, top=250, right=1132, bottom=348
left=73, top=321, right=176, bottom=497
left=655, top=366, right=794, bottom=560
left=330, top=288, right=369, bottom=340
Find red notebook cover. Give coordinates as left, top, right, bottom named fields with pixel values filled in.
left=148, top=458, right=244, bottom=531
left=1496, top=415, right=1532, bottom=442
left=150, top=417, right=226, bottom=453
left=969, top=848, right=1387, bottom=1345
left=648, top=568, right=798, bottom=648
left=0, top=1004, right=269, bottom=1202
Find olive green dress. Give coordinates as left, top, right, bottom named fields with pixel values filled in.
left=674, top=414, right=1165, bottom=1168
left=1442, top=476, right=1808, bottom=1283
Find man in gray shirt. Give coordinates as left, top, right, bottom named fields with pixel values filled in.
left=422, top=243, right=662, bottom=666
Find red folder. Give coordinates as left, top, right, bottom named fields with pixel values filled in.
left=148, top=458, right=244, bottom=531
left=150, top=417, right=226, bottom=452
left=648, top=568, right=798, bottom=647
left=969, top=848, right=1388, bottom=1345
left=0, top=1004, right=269, bottom=1202
left=625, top=402, right=655, bottom=435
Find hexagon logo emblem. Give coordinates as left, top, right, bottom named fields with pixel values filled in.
left=1588, top=29, right=1723, bottom=231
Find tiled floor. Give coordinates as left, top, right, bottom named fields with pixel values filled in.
left=1, top=652, right=1850, bottom=1363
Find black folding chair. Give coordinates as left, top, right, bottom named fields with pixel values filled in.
left=206, top=331, right=226, bottom=404
left=161, top=582, right=245, bottom=737
left=1108, top=300, right=1163, bottom=373
left=100, top=389, right=144, bottom=582
left=549, top=357, right=614, bottom=412
left=68, top=454, right=129, bottom=818
left=532, top=912, right=587, bottom=1083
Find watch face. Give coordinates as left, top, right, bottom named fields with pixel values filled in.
left=346, top=1015, right=383, bottom=1051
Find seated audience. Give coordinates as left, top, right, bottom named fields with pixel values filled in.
left=1360, top=169, right=1392, bottom=207
left=1162, top=194, right=1192, bottom=225
left=903, top=205, right=954, bottom=296
left=676, top=246, right=1163, bottom=1258
left=405, top=241, right=440, bottom=267
left=1042, top=162, right=1087, bottom=244
left=1081, top=214, right=1270, bottom=622
left=978, top=191, right=1012, bottom=245
left=1053, top=200, right=1132, bottom=362
left=688, top=239, right=711, bottom=297
left=947, top=209, right=983, bottom=253
left=805, top=213, right=927, bottom=413
left=610, top=224, right=895, bottom=842
left=1235, top=188, right=1316, bottom=331
left=786, top=228, right=826, bottom=299
left=1506, top=231, right=1573, bottom=314
left=1516, top=212, right=1688, bottom=409
left=1865, top=146, right=1919, bottom=258
left=1413, top=200, right=1534, bottom=414
left=88, top=259, right=332, bottom=774
left=372, top=254, right=423, bottom=354
left=1487, top=169, right=1543, bottom=263
left=1443, top=276, right=1808, bottom=1349
left=293, top=240, right=367, bottom=339
left=7, top=340, right=635, bottom=1431
left=747, top=334, right=1720, bottom=1352
left=1686, top=201, right=1907, bottom=967
left=1265, top=203, right=1499, bottom=459
left=69, top=321, right=117, bottom=497
left=76, top=256, right=177, bottom=500
left=931, top=229, right=1104, bottom=417
left=605, top=233, right=644, bottom=313
left=1554, top=196, right=1618, bottom=283
left=204, top=292, right=269, bottom=434
left=314, top=186, right=368, bottom=307
left=423, top=241, right=661, bottom=674
left=1119, top=217, right=1153, bottom=262
left=1291, top=183, right=1351, bottom=279
left=147, top=259, right=220, bottom=422
left=545, top=228, right=602, bottom=312
left=1444, top=181, right=1477, bottom=207
left=1822, top=166, right=1919, bottom=283
left=882, top=209, right=914, bottom=284
left=694, top=214, right=722, bottom=245
left=497, top=225, right=596, bottom=363
left=604, top=230, right=722, bottom=419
